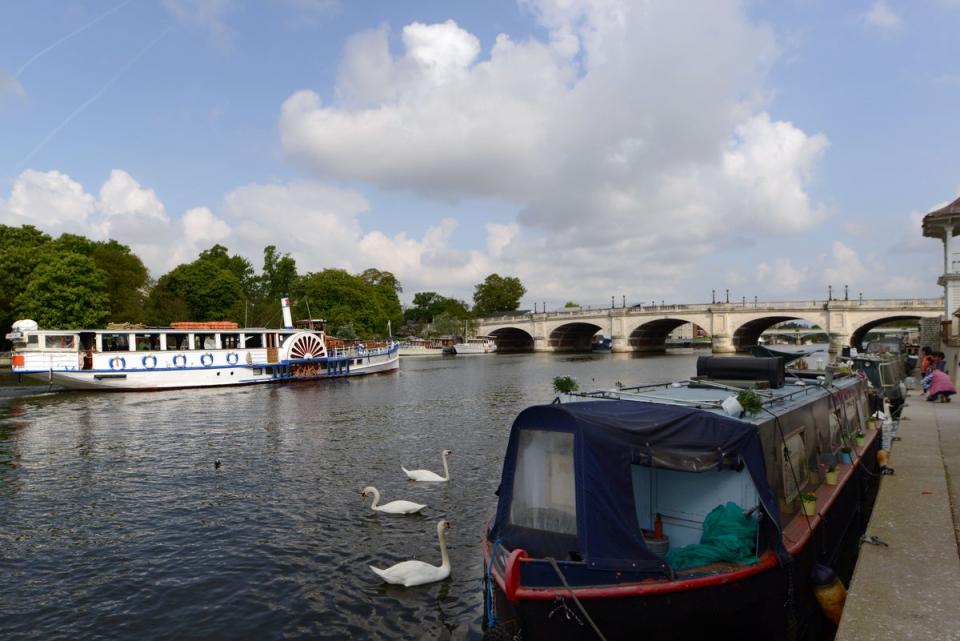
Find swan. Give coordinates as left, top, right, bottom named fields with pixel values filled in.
left=361, top=486, right=426, bottom=514
left=402, top=449, right=452, bottom=482
left=369, top=520, right=451, bottom=586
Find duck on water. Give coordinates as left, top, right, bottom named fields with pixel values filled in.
left=481, top=356, right=885, bottom=641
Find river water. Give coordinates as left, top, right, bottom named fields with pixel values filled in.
left=0, top=350, right=709, bottom=640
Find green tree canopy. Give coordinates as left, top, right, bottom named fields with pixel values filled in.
left=295, top=269, right=395, bottom=338
left=473, top=273, right=526, bottom=317
left=0, top=225, right=52, bottom=337
left=144, top=246, right=246, bottom=324
left=13, top=253, right=110, bottom=328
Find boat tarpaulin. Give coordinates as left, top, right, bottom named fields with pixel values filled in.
left=487, top=400, right=787, bottom=572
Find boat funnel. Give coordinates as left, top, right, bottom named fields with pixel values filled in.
left=281, top=297, right=293, bottom=329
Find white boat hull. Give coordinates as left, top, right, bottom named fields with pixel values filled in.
left=21, top=349, right=399, bottom=391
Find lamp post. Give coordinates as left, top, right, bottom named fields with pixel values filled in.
left=859, top=292, right=863, bottom=305
left=725, top=289, right=730, bottom=304
left=844, top=284, right=849, bottom=301
left=828, top=285, right=833, bottom=301
left=611, top=296, right=614, bottom=309
left=622, top=295, right=626, bottom=308
left=754, top=295, right=758, bottom=308
left=712, top=289, right=716, bottom=304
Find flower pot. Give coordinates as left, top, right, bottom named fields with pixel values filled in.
left=801, top=498, right=817, bottom=516
left=866, top=419, right=877, bottom=430
left=855, top=435, right=865, bottom=447
left=840, top=451, right=853, bottom=464
left=825, top=469, right=839, bottom=486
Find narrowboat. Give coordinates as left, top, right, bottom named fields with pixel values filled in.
left=5, top=298, right=399, bottom=391
left=481, top=356, right=882, bottom=641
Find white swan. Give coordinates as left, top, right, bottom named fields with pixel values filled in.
left=369, top=520, right=451, bottom=586
left=402, top=449, right=452, bottom=482
left=361, top=486, right=426, bottom=515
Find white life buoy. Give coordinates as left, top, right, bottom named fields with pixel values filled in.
left=110, top=356, right=126, bottom=370
left=201, top=353, right=214, bottom=367
left=173, top=354, right=187, bottom=368
left=142, top=355, right=158, bottom=369
left=226, top=352, right=239, bottom=365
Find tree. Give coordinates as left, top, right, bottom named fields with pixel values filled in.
left=0, top=225, right=52, bottom=340
left=260, top=245, right=298, bottom=301
left=295, top=269, right=393, bottom=338
left=144, top=247, right=246, bottom=324
left=405, top=291, right=471, bottom=326
left=359, top=268, right=403, bottom=332
left=473, top=274, right=526, bottom=317
left=13, top=253, right=110, bottom=328
left=44, top=233, right=149, bottom=323
left=564, top=301, right=580, bottom=308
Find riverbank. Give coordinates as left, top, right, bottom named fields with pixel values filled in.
left=835, top=391, right=960, bottom=640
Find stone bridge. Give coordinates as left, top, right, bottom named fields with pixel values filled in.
left=477, top=298, right=943, bottom=354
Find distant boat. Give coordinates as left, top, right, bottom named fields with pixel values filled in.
left=444, top=336, right=497, bottom=355
left=397, top=338, right=446, bottom=357
left=748, top=344, right=813, bottom=364
left=591, top=336, right=612, bottom=352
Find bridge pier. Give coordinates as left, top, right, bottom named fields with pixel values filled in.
left=611, top=337, right=632, bottom=353
left=711, top=334, right=736, bottom=354
left=829, top=333, right=850, bottom=356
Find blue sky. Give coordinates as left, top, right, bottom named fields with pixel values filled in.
left=1, top=0, right=958, bottom=308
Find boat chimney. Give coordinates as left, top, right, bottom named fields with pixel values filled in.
left=281, top=297, right=294, bottom=329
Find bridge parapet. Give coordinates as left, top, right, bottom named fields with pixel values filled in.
left=478, top=298, right=944, bottom=354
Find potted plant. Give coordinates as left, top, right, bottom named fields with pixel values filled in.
left=736, top=389, right=763, bottom=416
left=840, top=447, right=853, bottom=464
left=800, top=492, right=817, bottom=516
left=855, top=431, right=866, bottom=447
left=866, top=417, right=877, bottom=430
left=824, top=465, right=839, bottom=486
left=553, top=376, right=578, bottom=394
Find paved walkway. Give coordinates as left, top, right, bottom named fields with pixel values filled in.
left=836, top=391, right=960, bottom=641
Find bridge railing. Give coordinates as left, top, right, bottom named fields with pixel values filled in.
left=479, top=298, right=943, bottom=323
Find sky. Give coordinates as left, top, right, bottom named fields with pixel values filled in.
left=1, top=0, right=959, bottom=309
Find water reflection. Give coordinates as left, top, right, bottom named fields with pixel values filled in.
left=0, top=351, right=706, bottom=640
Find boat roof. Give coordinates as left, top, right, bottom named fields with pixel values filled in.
left=487, top=399, right=788, bottom=572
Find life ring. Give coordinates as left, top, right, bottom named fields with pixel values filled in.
left=142, top=355, right=158, bottom=369
left=200, top=353, right=214, bottom=367
left=226, top=352, right=239, bottom=365
left=173, top=354, right=187, bottom=368
left=110, top=356, right=126, bottom=370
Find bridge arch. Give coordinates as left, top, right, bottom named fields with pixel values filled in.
left=848, top=314, right=921, bottom=349
left=548, top=322, right=604, bottom=352
left=625, top=318, right=708, bottom=353
left=487, top=326, right=535, bottom=353
left=731, top=315, right=827, bottom=351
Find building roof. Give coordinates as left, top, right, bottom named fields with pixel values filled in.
left=923, top=195, right=960, bottom=238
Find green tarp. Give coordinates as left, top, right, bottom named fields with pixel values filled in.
left=665, top=502, right=759, bottom=570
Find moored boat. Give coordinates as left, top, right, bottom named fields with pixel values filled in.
left=5, top=298, right=399, bottom=391
left=397, top=337, right=448, bottom=357
left=481, top=356, right=882, bottom=641
left=445, top=336, right=497, bottom=355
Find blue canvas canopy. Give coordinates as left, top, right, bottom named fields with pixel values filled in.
left=487, top=400, right=787, bottom=572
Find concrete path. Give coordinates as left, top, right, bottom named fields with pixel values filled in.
left=836, top=392, right=960, bottom=641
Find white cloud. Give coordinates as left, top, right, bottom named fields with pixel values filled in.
left=0, top=170, right=95, bottom=232
left=860, top=1, right=901, bottom=31
left=757, top=258, right=807, bottom=293
left=278, top=1, right=833, bottom=302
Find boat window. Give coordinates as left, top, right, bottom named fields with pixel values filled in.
left=510, top=430, right=577, bottom=535
left=195, top=333, right=217, bottom=350
left=166, top=334, right=190, bottom=350
left=26, top=335, right=38, bottom=346
left=244, top=334, right=263, bottom=348
left=102, top=334, right=130, bottom=352
left=44, top=335, right=76, bottom=349
left=134, top=333, right=160, bottom=351
left=221, top=333, right=240, bottom=349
